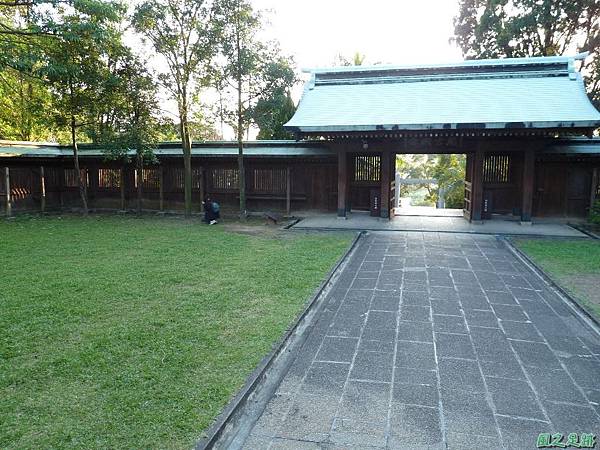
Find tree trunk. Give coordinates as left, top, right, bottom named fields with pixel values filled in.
left=180, top=107, right=193, bottom=218
left=136, top=152, right=143, bottom=214
left=237, top=81, right=246, bottom=218
left=71, top=114, right=88, bottom=215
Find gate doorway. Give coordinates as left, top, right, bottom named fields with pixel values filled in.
left=394, top=154, right=466, bottom=218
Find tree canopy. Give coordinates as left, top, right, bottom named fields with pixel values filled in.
left=210, top=0, right=296, bottom=215
left=453, top=0, right=600, bottom=106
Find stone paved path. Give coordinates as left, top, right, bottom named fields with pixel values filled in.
left=241, top=232, right=600, bottom=450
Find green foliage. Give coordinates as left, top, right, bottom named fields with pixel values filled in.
left=211, top=0, right=297, bottom=138
left=453, top=0, right=600, bottom=107
left=97, top=52, right=160, bottom=164
left=396, top=154, right=466, bottom=208
left=0, top=216, right=352, bottom=449
left=590, top=199, right=600, bottom=224
left=432, top=154, right=467, bottom=208
left=254, top=87, right=296, bottom=139
left=0, top=69, right=54, bottom=141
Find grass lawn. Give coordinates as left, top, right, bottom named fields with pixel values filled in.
left=513, top=238, right=600, bottom=319
left=0, top=216, right=353, bottom=449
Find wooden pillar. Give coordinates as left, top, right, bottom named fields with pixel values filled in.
left=471, top=148, right=484, bottom=223
left=590, top=167, right=598, bottom=212
left=521, top=148, right=535, bottom=223
left=4, top=167, right=11, bottom=217
left=40, top=166, right=46, bottom=213
left=198, top=167, right=204, bottom=213
left=58, top=165, right=64, bottom=209
left=88, top=166, right=98, bottom=207
left=120, top=167, right=126, bottom=211
left=159, top=166, right=164, bottom=212
left=286, top=166, right=291, bottom=216
left=380, top=150, right=391, bottom=219
left=337, top=149, right=347, bottom=218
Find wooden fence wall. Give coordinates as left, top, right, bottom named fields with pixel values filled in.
left=0, top=158, right=338, bottom=216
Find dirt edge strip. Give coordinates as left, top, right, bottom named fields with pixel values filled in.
left=195, top=231, right=365, bottom=450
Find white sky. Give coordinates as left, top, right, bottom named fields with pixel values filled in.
left=253, top=0, right=463, bottom=71
left=136, top=0, right=465, bottom=138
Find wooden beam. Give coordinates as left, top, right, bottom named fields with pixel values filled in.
left=380, top=150, right=391, bottom=219
left=337, top=149, right=347, bottom=218
left=40, top=166, right=46, bottom=213
left=521, top=148, right=535, bottom=223
left=4, top=167, right=11, bottom=217
left=159, top=166, right=164, bottom=212
left=471, top=148, right=484, bottom=222
left=286, top=166, right=291, bottom=216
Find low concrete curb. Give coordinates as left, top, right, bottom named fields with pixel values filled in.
left=502, top=237, right=600, bottom=335
left=195, top=231, right=365, bottom=450
left=569, top=223, right=600, bottom=240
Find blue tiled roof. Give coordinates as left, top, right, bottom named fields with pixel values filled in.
left=285, top=55, right=600, bottom=133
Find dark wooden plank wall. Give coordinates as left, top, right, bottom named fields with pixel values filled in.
left=534, top=159, right=597, bottom=218
left=0, top=157, right=337, bottom=215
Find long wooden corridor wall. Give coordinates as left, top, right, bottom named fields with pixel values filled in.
left=0, top=157, right=338, bottom=216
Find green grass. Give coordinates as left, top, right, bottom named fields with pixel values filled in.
left=0, top=216, right=352, bottom=449
left=513, top=238, right=600, bottom=319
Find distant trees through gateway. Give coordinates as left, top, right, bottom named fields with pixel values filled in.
left=396, top=154, right=467, bottom=211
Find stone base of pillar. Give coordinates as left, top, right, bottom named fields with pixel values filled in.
left=520, top=221, right=533, bottom=226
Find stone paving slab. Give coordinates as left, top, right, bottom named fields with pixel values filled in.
left=241, top=232, right=600, bottom=450
left=293, top=214, right=587, bottom=238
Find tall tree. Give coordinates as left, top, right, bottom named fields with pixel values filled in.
left=133, top=0, right=214, bottom=218
left=100, top=52, right=161, bottom=214
left=40, top=0, right=125, bottom=214
left=212, top=0, right=296, bottom=216
left=453, top=0, right=600, bottom=106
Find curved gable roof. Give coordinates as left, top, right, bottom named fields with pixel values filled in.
left=285, top=55, right=600, bottom=135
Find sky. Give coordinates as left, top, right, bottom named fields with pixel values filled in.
left=253, top=0, right=463, bottom=71
left=139, top=0, right=465, bottom=138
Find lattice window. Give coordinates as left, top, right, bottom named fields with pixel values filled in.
left=192, top=168, right=203, bottom=190
left=209, top=168, right=239, bottom=190
left=98, top=168, right=121, bottom=189
left=64, top=168, right=88, bottom=187
left=251, top=168, right=286, bottom=194
left=483, top=155, right=511, bottom=183
left=137, top=168, right=159, bottom=190
left=170, top=168, right=205, bottom=190
left=354, top=155, right=381, bottom=182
